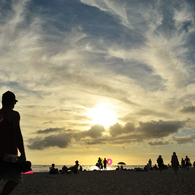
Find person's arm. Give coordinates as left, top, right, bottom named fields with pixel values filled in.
left=12, top=111, right=26, bottom=162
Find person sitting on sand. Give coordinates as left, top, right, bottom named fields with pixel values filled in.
left=80, top=165, right=83, bottom=171
left=49, top=163, right=58, bottom=174
left=157, top=155, right=164, bottom=173
left=144, top=163, right=150, bottom=171
left=153, top=164, right=158, bottom=170
left=60, top=165, right=68, bottom=174
left=70, top=160, right=79, bottom=174
left=171, top=152, right=179, bottom=174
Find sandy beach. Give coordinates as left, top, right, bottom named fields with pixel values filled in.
left=0, top=168, right=195, bottom=195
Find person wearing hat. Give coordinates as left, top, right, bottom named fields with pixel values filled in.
left=0, top=91, right=26, bottom=194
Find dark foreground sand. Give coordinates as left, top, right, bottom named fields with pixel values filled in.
left=0, top=168, right=195, bottom=195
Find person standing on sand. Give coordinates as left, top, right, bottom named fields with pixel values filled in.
left=171, top=152, right=179, bottom=174
left=98, top=157, right=103, bottom=170
left=103, top=158, right=107, bottom=170
left=157, top=155, right=163, bottom=173
left=181, top=158, right=185, bottom=170
left=0, top=91, right=26, bottom=195
left=148, top=159, right=152, bottom=168
left=185, top=156, right=190, bottom=170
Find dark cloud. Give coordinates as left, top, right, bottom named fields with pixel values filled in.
left=27, top=134, right=72, bottom=150
left=84, top=141, right=106, bottom=145
left=172, top=135, right=195, bottom=144
left=85, top=125, right=105, bottom=138
left=137, top=120, right=185, bottom=138
left=109, top=122, right=135, bottom=137
left=28, top=124, right=105, bottom=150
left=28, top=120, right=187, bottom=150
left=148, top=140, right=171, bottom=146
left=36, top=128, right=65, bottom=134
left=109, top=120, right=185, bottom=139
left=180, top=106, right=195, bottom=113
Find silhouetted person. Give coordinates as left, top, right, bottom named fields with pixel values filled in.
left=181, top=158, right=185, bottom=170
left=157, top=155, right=163, bottom=173
left=80, top=166, right=83, bottom=171
left=171, top=152, right=179, bottom=174
left=49, top=163, right=58, bottom=174
left=103, top=158, right=107, bottom=170
left=148, top=159, right=152, bottom=168
left=70, top=160, right=79, bottom=174
left=185, top=156, right=190, bottom=170
left=116, top=166, right=119, bottom=170
left=98, top=157, right=103, bottom=170
left=193, top=161, right=195, bottom=168
left=61, top=165, right=68, bottom=174
left=0, top=91, right=26, bottom=195
left=153, top=164, right=158, bottom=170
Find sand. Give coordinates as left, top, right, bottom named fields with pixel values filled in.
left=0, top=168, right=195, bottom=195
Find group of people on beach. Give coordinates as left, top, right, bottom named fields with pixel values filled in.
left=49, top=161, right=82, bottom=174
left=145, top=152, right=192, bottom=174
left=95, top=157, right=107, bottom=170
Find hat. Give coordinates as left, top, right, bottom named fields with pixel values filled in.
left=2, top=91, right=18, bottom=105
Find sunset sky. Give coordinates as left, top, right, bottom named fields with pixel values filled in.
left=1, top=0, right=195, bottom=166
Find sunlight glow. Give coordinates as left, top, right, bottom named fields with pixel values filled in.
left=88, top=104, right=117, bottom=127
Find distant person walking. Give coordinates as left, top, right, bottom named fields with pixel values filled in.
left=103, top=158, right=107, bottom=170
left=171, top=152, right=179, bottom=174
left=157, top=155, right=164, bottom=173
left=0, top=91, right=26, bottom=195
left=181, top=158, right=185, bottom=170
left=185, top=156, right=190, bottom=170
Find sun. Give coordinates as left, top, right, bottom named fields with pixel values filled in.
left=88, top=104, right=117, bottom=127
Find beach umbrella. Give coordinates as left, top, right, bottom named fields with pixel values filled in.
left=118, top=162, right=126, bottom=165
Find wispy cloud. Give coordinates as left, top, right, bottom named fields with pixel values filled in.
left=1, top=0, right=195, bottom=164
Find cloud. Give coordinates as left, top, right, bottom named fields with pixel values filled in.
left=180, top=106, right=195, bottom=113
left=27, top=133, right=72, bottom=150
left=148, top=140, right=171, bottom=146
left=27, top=118, right=189, bottom=150
left=109, top=120, right=185, bottom=139
left=2, top=0, right=195, bottom=160
left=36, top=128, right=66, bottom=134
left=84, top=141, right=106, bottom=145
left=109, top=122, right=135, bottom=137
left=84, top=124, right=105, bottom=138
left=172, top=135, right=195, bottom=144
left=137, top=120, right=185, bottom=139
left=135, top=109, right=171, bottom=118
left=27, top=125, right=105, bottom=150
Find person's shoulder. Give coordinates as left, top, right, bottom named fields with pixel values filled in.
left=11, top=110, right=20, bottom=116
left=9, top=110, right=20, bottom=120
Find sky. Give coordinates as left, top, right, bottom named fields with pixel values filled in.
left=1, top=0, right=195, bottom=166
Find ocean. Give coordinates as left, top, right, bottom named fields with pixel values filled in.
left=31, top=165, right=145, bottom=172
